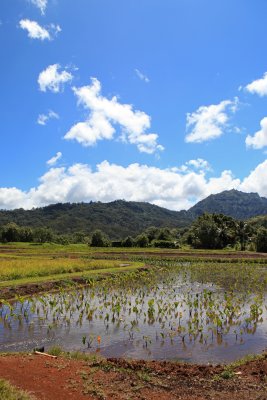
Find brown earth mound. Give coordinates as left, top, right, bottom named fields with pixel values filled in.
left=0, top=353, right=266, bottom=400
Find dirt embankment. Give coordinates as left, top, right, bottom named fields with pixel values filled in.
left=96, top=250, right=267, bottom=259
left=0, top=353, right=266, bottom=400
left=0, top=277, right=90, bottom=301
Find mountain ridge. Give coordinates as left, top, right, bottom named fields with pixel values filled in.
left=0, top=190, right=267, bottom=239
left=189, top=189, right=267, bottom=220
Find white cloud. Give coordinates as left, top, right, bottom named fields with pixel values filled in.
left=37, top=110, right=59, bottom=125
left=49, top=24, right=61, bottom=35
left=64, top=77, right=163, bottom=153
left=7, top=158, right=267, bottom=211
left=245, top=72, right=267, bottom=96
left=240, top=160, right=267, bottom=195
left=29, top=0, right=47, bottom=15
left=246, top=117, right=267, bottom=149
left=0, top=188, right=30, bottom=210
left=46, top=152, right=62, bottom=166
left=135, top=69, right=150, bottom=83
left=64, top=114, right=115, bottom=146
left=19, top=19, right=50, bottom=40
left=38, top=64, right=73, bottom=93
left=187, top=158, right=210, bottom=170
left=185, top=98, right=239, bottom=143
left=178, top=158, right=211, bottom=173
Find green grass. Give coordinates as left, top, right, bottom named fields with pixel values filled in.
left=214, top=353, right=266, bottom=380
left=0, top=242, right=265, bottom=291
left=1, top=242, right=258, bottom=254
left=0, top=256, right=143, bottom=281
left=0, top=379, right=35, bottom=400
left=226, top=352, right=266, bottom=369
left=0, top=262, right=144, bottom=288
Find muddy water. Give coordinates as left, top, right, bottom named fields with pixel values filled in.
left=0, top=275, right=266, bottom=364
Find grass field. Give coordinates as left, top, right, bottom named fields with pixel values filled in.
left=0, top=243, right=148, bottom=290
left=0, top=241, right=252, bottom=254
left=0, top=242, right=266, bottom=399
left=0, top=242, right=266, bottom=291
left=0, top=378, right=34, bottom=400
left=0, top=257, right=144, bottom=281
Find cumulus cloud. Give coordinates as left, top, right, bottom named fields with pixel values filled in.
left=0, top=188, right=30, bottom=210
left=64, top=77, right=163, bottom=154
left=135, top=69, right=150, bottom=83
left=246, top=117, right=267, bottom=149
left=20, top=19, right=48, bottom=40
left=46, top=152, right=62, bottom=166
left=19, top=19, right=61, bottom=40
left=29, top=0, right=47, bottom=15
left=6, top=158, right=267, bottom=211
left=178, top=158, right=211, bottom=173
left=245, top=72, right=267, bottom=96
left=240, top=160, right=267, bottom=195
left=38, top=64, right=73, bottom=93
left=37, top=110, right=59, bottom=125
left=185, top=98, right=239, bottom=143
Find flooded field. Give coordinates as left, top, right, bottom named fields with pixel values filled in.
left=1, top=261, right=267, bottom=364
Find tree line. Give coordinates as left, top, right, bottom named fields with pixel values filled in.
left=1, top=213, right=267, bottom=252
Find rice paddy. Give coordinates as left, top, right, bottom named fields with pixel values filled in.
left=0, top=245, right=266, bottom=365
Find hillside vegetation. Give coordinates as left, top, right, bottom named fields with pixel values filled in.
left=0, top=200, right=191, bottom=239
left=1, top=190, right=267, bottom=242
left=190, top=189, right=267, bottom=219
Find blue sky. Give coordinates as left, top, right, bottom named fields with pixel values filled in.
left=1, top=0, right=267, bottom=210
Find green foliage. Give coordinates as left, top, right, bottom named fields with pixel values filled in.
left=121, top=236, right=134, bottom=247
left=152, top=239, right=177, bottom=248
left=135, top=234, right=149, bottom=248
left=72, top=231, right=90, bottom=244
left=111, top=241, right=122, bottom=247
left=0, top=200, right=192, bottom=240
left=219, top=370, right=234, bottom=379
left=248, top=215, right=267, bottom=229
left=255, top=227, right=267, bottom=252
left=34, top=227, right=54, bottom=243
left=1, top=191, right=267, bottom=248
left=1, top=223, right=21, bottom=242
left=48, top=345, right=63, bottom=356
left=186, top=213, right=254, bottom=250
left=143, top=226, right=181, bottom=244
left=0, top=379, right=34, bottom=400
left=190, top=189, right=267, bottom=220
left=156, top=227, right=173, bottom=241
left=91, top=230, right=110, bottom=247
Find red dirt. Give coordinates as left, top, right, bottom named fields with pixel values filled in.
left=0, top=278, right=88, bottom=301
left=0, top=353, right=266, bottom=399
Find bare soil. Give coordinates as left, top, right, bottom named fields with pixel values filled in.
left=0, top=275, right=113, bottom=301
left=0, top=353, right=266, bottom=399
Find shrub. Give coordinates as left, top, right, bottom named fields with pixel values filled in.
left=90, top=230, right=110, bottom=247
left=135, top=234, right=149, bottom=248
left=255, top=227, right=267, bottom=252
left=121, top=236, right=134, bottom=247
left=152, top=240, right=177, bottom=248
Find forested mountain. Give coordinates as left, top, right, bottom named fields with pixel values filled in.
left=189, top=190, right=267, bottom=220
left=1, top=190, right=267, bottom=239
left=0, top=201, right=191, bottom=239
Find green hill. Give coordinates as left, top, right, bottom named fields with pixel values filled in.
left=1, top=190, right=267, bottom=239
left=0, top=201, right=192, bottom=239
left=189, top=189, right=267, bottom=220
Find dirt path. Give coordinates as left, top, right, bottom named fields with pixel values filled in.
left=0, top=353, right=266, bottom=400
